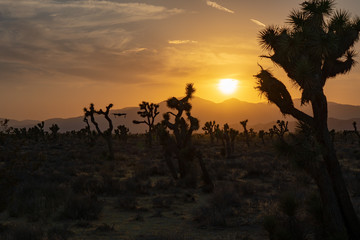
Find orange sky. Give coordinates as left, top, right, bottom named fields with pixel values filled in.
left=1, top=0, right=360, bottom=120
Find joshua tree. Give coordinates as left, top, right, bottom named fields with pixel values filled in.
left=133, top=101, right=160, bottom=147
left=0, top=119, right=10, bottom=144
left=84, top=103, right=124, bottom=160
left=115, top=125, right=129, bottom=143
left=351, top=121, right=360, bottom=145
left=220, top=124, right=231, bottom=158
left=218, top=124, right=239, bottom=158
left=255, top=0, right=360, bottom=238
left=202, top=120, right=217, bottom=144
left=240, top=119, right=250, bottom=147
left=0, top=119, right=10, bottom=134
left=272, top=120, right=289, bottom=142
left=162, top=84, right=213, bottom=190
left=258, top=130, right=266, bottom=145
left=230, top=128, right=239, bottom=155
left=37, top=121, right=45, bottom=137
left=49, top=124, right=60, bottom=139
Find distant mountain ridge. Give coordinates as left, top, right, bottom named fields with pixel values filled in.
left=3, top=97, right=360, bottom=133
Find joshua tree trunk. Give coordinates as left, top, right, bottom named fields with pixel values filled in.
left=312, top=93, right=360, bottom=239
left=309, top=159, right=348, bottom=238
left=254, top=0, right=360, bottom=238
left=196, top=151, right=214, bottom=191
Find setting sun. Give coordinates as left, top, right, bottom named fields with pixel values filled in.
left=218, top=79, right=239, bottom=94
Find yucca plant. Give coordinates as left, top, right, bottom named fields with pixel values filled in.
left=254, top=0, right=360, bottom=238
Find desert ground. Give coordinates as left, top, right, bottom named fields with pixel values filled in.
left=0, top=130, right=360, bottom=240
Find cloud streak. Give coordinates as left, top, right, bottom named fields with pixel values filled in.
left=206, top=1, right=234, bottom=14
left=250, top=19, right=266, bottom=27
left=168, top=40, right=198, bottom=44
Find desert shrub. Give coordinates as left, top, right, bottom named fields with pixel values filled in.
left=193, top=205, right=227, bottom=228
left=263, top=192, right=306, bottom=240
left=8, top=181, right=66, bottom=221
left=61, top=194, right=103, bottom=220
left=100, top=174, right=121, bottom=196
left=95, top=223, right=116, bottom=232
left=152, top=196, right=173, bottom=209
left=193, top=184, right=242, bottom=228
left=47, top=225, right=74, bottom=240
left=0, top=224, right=44, bottom=240
left=241, top=157, right=273, bottom=178
left=116, top=195, right=138, bottom=210
left=134, top=231, right=193, bottom=240
left=279, top=191, right=299, bottom=218
left=118, top=177, right=150, bottom=195
left=152, top=178, right=175, bottom=191
left=71, top=174, right=103, bottom=195
left=0, top=174, right=15, bottom=213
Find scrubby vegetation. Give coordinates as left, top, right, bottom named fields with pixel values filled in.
left=1, top=110, right=360, bottom=239
left=1, top=1, right=360, bottom=239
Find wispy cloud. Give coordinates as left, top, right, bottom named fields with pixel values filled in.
left=250, top=19, right=266, bottom=27
left=121, top=48, right=147, bottom=54
left=206, top=1, right=234, bottom=14
left=0, top=0, right=183, bottom=83
left=168, top=40, right=198, bottom=45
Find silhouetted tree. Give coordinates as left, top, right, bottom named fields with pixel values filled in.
left=162, top=84, right=213, bottom=190
left=49, top=124, right=60, bottom=140
left=352, top=121, right=360, bottom=145
left=115, top=125, right=129, bottom=143
left=240, top=119, right=250, bottom=147
left=259, top=130, right=266, bottom=145
left=202, top=120, right=217, bottom=144
left=255, top=0, right=360, bottom=238
left=84, top=103, right=124, bottom=160
left=0, top=119, right=10, bottom=133
left=133, top=101, right=159, bottom=147
left=272, top=120, right=289, bottom=142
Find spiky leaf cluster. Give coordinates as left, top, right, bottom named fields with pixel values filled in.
left=163, top=83, right=199, bottom=147
left=257, top=0, right=360, bottom=104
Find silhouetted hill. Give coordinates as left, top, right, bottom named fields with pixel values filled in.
left=4, top=97, right=360, bottom=133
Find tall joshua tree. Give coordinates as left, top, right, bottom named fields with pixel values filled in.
left=254, top=0, right=360, bottom=238
left=84, top=103, right=121, bottom=160
left=162, top=84, right=213, bottom=190
left=133, top=101, right=160, bottom=147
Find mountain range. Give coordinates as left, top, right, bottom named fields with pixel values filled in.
left=4, top=97, right=360, bottom=133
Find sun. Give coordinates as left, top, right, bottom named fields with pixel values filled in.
left=218, top=79, right=238, bottom=94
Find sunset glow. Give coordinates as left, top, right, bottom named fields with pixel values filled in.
left=0, top=1, right=360, bottom=120
left=218, top=79, right=238, bottom=94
